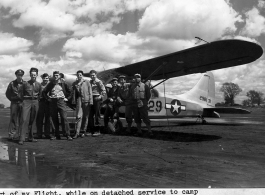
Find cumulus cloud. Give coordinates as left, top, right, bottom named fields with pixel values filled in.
left=0, top=32, right=33, bottom=55
left=138, top=0, right=242, bottom=41
left=241, top=7, right=265, bottom=37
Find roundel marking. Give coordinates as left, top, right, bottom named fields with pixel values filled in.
left=170, top=99, right=182, bottom=115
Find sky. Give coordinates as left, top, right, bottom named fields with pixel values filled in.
left=0, top=0, right=265, bottom=107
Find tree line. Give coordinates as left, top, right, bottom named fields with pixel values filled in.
left=219, top=82, right=264, bottom=106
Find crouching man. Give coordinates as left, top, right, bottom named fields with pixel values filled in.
left=103, top=78, right=120, bottom=132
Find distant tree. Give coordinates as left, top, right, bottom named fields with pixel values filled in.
left=220, top=82, right=242, bottom=106
left=0, top=104, right=5, bottom=109
left=242, top=99, right=251, bottom=107
left=246, top=90, right=264, bottom=106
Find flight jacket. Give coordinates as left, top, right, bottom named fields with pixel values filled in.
left=5, top=79, right=26, bottom=103
left=71, top=79, right=93, bottom=105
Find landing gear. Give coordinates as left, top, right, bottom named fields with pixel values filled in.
left=197, top=115, right=207, bottom=124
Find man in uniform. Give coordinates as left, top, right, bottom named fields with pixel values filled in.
left=36, top=73, right=51, bottom=139
left=71, top=70, right=93, bottom=139
left=5, top=69, right=25, bottom=140
left=87, top=70, right=106, bottom=136
left=19, top=68, right=42, bottom=145
left=42, top=71, right=72, bottom=141
left=128, top=73, right=153, bottom=136
left=116, top=75, right=133, bottom=134
left=103, top=77, right=120, bottom=132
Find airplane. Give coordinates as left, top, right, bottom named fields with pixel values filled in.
left=61, top=39, right=263, bottom=130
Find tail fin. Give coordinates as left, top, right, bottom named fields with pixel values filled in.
left=180, top=72, right=215, bottom=107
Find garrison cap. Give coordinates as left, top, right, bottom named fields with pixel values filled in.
left=118, top=75, right=126, bottom=80
left=15, top=69, right=24, bottom=76
left=111, top=77, right=118, bottom=82
left=134, top=73, right=141, bottom=77
left=53, top=71, right=60, bottom=75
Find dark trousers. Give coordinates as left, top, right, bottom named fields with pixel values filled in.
left=104, top=104, right=115, bottom=126
left=88, top=97, right=101, bottom=133
left=49, top=99, right=70, bottom=137
left=129, top=104, right=150, bottom=125
left=19, top=100, right=39, bottom=141
left=8, top=101, right=23, bottom=137
left=36, top=101, right=50, bottom=136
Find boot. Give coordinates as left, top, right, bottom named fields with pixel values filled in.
left=146, top=124, right=154, bottom=137
left=136, top=123, right=143, bottom=136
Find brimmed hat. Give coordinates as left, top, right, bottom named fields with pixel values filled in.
left=15, top=69, right=24, bottom=76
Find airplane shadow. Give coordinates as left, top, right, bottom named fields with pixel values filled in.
left=170, top=122, right=244, bottom=126
left=118, top=127, right=222, bottom=142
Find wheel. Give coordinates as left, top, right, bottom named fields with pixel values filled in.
left=202, top=119, right=207, bottom=124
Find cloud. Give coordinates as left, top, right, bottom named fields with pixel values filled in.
left=241, top=7, right=265, bottom=37
left=0, top=32, right=33, bottom=55
left=138, top=0, right=242, bottom=41
left=258, top=0, right=265, bottom=9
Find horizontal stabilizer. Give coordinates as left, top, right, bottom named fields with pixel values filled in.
left=204, top=107, right=251, bottom=114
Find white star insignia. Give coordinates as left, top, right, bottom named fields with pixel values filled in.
left=171, top=102, right=180, bottom=113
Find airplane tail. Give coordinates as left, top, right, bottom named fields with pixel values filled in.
left=180, top=72, right=215, bottom=107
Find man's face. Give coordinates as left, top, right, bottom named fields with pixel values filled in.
left=119, top=78, right=125, bottom=85
left=112, top=80, right=118, bottom=87
left=42, top=76, right=49, bottom=84
left=16, top=74, right=23, bottom=80
left=135, top=76, right=141, bottom=83
left=30, top=71, right=38, bottom=81
left=90, top=73, right=96, bottom=81
left=53, top=73, right=60, bottom=81
left=77, top=72, right=83, bottom=81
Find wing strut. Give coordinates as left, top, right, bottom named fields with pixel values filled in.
left=143, top=62, right=167, bottom=83
left=150, top=78, right=169, bottom=89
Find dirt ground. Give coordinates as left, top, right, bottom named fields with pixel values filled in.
left=0, top=107, right=265, bottom=188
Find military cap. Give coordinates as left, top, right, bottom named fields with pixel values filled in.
left=111, top=77, right=118, bottom=82
left=53, top=71, right=60, bottom=75
left=134, top=73, right=141, bottom=77
left=118, top=75, right=126, bottom=80
left=30, top=67, right=38, bottom=74
left=15, top=69, right=24, bottom=76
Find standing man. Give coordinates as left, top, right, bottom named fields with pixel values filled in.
left=104, top=78, right=120, bottom=131
left=72, top=70, right=93, bottom=139
left=42, top=71, right=72, bottom=141
left=5, top=69, right=25, bottom=140
left=36, top=73, right=51, bottom=139
left=117, top=75, right=133, bottom=134
left=19, top=68, right=42, bottom=145
left=128, top=73, right=153, bottom=136
left=87, top=70, right=106, bottom=136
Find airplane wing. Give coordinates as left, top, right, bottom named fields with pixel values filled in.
left=204, top=107, right=251, bottom=114
left=108, top=39, right=262, bottom=80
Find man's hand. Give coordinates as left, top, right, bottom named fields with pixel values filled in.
left=117, top=97, right=123, bottom=103
left=109, top=98, right=113, bottom=102
left=64, top=98, right=68, bottom=101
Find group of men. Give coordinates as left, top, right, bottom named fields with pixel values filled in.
left=5, top=67, right=153, bottom=145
